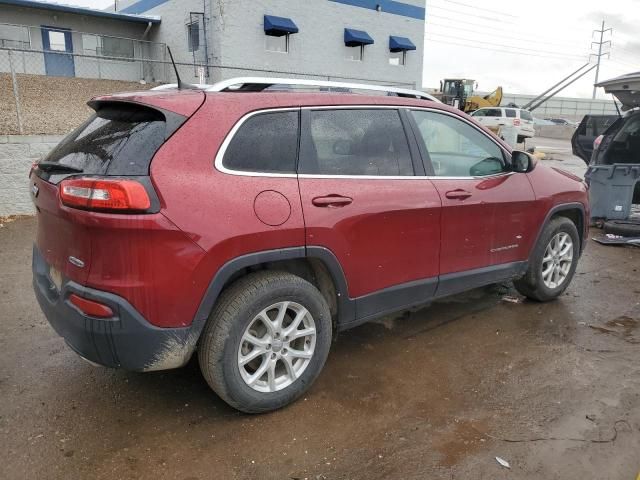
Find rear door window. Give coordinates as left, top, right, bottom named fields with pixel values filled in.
left=586, top=115, right=618, bottom=137
left=222, top=111, right=299, bottom=173
left=43, top=104, right=174, bottom=179
left=485, top=108, right=503, bottom=117
left=520, top=110, right=533, bottom=121
left=299, top=109, right=414, bottom=176
left=505, top=109, right=516, bottom=118
left=411, top=110, right=506, bottom=177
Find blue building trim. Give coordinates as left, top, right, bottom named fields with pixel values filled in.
left=0, top=0, right=161, bottom=24
left=329, top=0, right=425, bottom=20
left=120, top=0, right=171, bottom=15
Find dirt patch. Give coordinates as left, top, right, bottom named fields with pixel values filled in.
left=0, top=73, right=158, bottom=135
left=589, top=315, right=639, bottom=344
left=433, top=419, right=489, bottom=467
left=0, top=214, right=33, bottom=225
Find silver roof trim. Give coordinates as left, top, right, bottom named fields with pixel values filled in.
left=151, top=77, right=439, bottom=102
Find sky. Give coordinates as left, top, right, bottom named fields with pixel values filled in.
left=46, top=0, right=640, bottom=98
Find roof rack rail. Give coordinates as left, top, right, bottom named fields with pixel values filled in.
left=151, top=83, right=212, bottom=91
left=205, top=77, right=439, bottom=101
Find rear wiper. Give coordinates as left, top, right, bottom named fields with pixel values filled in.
left=37, top=162, right=83, bottom=173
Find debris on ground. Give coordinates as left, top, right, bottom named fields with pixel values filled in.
left=495, top=456, right=511, bottom=469
left=501, top=295, right=523, bottom=304
left=592, top=234, right=640, bottom=247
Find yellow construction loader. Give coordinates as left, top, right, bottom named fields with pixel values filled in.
left=437, top=78, right=503, bottom=113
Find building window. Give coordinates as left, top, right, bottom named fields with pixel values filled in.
left=345, top=45, right=364, bottom=61
left=48, top=31, right=67, bottom=51
left=389, top=50, right=406, bottom=66
left=101, top=36, right=134, bottom=59
left=266, top=34, right=289, bottom=53
left=82, top=34, right=98, bottom=55
left=187, top=21, right=200, bottom=52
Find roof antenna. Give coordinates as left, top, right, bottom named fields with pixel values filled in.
left=167, top=46, right=194, bottom=90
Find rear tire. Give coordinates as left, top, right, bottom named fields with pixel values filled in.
left=198, top=271, right=332, bottom=413
left=514, top=217, right=580, bottom=302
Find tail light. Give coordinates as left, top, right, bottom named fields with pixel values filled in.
left=69, top=293, right=114, bottom=318
left=593, top=134, right=604, bottom=150
left=60, top=177, right=151, bottom=212
left=513, top=119, right=521, bottom=126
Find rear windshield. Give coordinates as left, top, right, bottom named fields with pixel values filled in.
left=519, top=110, right=533, bottom=121
left=43, top=104, right=170, bottom=177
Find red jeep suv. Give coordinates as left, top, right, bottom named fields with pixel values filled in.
left=31, top=79, right=588, bottom=413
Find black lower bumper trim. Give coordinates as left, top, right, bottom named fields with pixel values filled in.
left=32, top=246, right=197, bottom=371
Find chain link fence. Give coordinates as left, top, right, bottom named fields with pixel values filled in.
left=0, top=44, right=416, bottom=135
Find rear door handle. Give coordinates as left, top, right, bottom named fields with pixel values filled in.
left=445, top=189, right=472, bottom=200
left=312, top=195, right=353, bottom=208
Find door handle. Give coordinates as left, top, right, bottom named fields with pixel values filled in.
left=445, top=189, right=472, bottom=200
left=311, top=195, right=353, bottom=208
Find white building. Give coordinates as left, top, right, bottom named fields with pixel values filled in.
left=0, top=0, right=426, bottom=87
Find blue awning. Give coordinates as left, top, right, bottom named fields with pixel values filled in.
left=264, top=15, right=299, bottom=36
left=344, top=28, right=374, bottom=47
left=389, top=36, right=416, bottom=52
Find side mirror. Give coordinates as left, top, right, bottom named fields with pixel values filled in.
left=511, top=150, right=536, bottom=173
left=333, top=139, right=353, bottom=156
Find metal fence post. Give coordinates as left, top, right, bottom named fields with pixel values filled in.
left=8, top=50, right=24, bottom=135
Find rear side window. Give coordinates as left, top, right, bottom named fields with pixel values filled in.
left=299, top=109, right=413, bottom=176
left=44, top=104, right=170, bottom=177
left=222, top=111, right=299, bottom=173
left=505, top=109, right=516, bottom=118
left=520, top=110, right=533, bottom=121
left=484, top=108, right=502, bottom=117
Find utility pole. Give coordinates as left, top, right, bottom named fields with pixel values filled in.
left=591, top=20, right=612, bottom=99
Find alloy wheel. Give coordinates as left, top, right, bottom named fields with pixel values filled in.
left=541, top=232, right=574, bottom=289
left=237, top=301, right=317, bottom=393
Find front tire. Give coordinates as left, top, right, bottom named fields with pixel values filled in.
left=198, top=271, right=332, bottom=413
left=514, top=217, right=580, bottom=302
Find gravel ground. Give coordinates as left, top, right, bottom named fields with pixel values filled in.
left=0, top=74, right=157, bottom=135
left=1, top=217, right=639, bottom=479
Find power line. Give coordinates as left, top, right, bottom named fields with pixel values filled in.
left=425, top=14, right=586, bottom=45
left=430, top=0, right=518, bottom=18
left=425, top=37, right=588, bottom=61
left=427, top=32, right=587, bottom=59
left=611, top=44, right=640, bottom=57
left=427, top=4, right=516, bottom=25
left=609, top=58, right=639, bottom=69
left=609, top=47, right=640, bottom=63
left=427, top=21, right=585, bottom=50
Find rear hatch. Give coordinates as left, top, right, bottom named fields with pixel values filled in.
left=30, top=90, right=204, bottom=285
left=596, top=72, right=640, bottom=111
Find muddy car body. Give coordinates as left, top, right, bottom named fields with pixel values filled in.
left=31, top=79, right=588, bottom=412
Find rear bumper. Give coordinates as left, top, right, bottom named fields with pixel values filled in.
left=32, top=246, right=197, bottom=371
